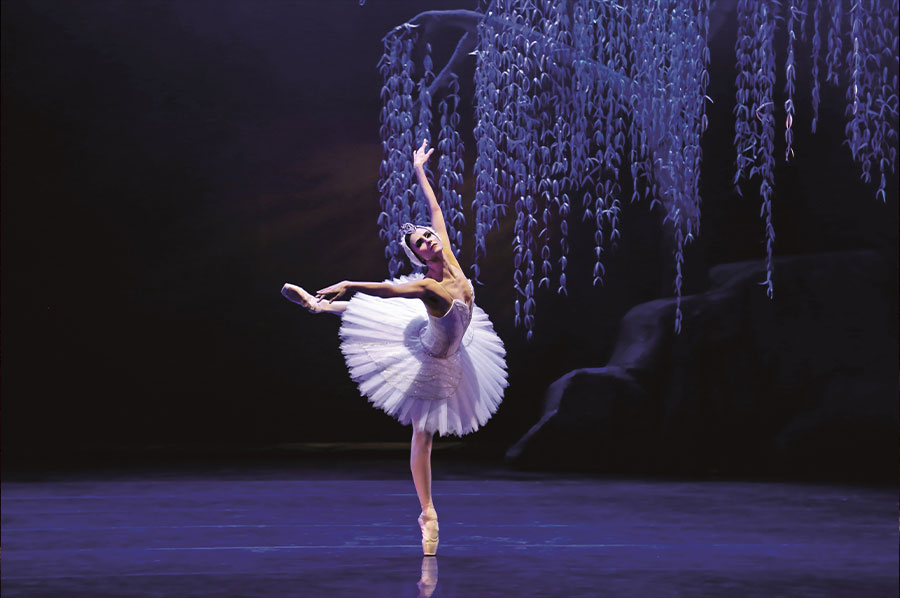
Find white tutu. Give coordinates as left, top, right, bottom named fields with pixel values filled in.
left=338, top=274, right=508, bottom=437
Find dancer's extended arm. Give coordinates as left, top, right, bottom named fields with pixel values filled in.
left=316, top=278, right=442, bottom=303
left=413, top=140, right=461, bottom=270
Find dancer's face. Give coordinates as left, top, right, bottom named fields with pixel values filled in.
left=410, top=228, right=442, bottom=262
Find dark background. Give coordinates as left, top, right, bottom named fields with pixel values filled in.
left=2, top=0, right=896, bottom=468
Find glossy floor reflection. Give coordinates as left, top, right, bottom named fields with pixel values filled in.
left=2, top=458, right=896, bottom=597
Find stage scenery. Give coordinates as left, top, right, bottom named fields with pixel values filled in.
left=2, top=1, right=897, bottom=596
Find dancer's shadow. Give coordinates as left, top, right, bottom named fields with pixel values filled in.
left=417, top=556, right=438, bottom=598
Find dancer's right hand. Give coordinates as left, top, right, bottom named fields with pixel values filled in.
left=316, top=280, right=352, bottom=303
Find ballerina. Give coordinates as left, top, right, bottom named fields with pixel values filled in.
left=281, top=140, right=508, bottom=556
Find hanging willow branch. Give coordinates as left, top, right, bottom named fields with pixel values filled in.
left=375, top=0, right=899, bottom=340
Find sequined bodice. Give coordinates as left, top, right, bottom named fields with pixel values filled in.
left=418, top=280, right=475, bottom=358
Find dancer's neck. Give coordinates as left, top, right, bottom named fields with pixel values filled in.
left=425, top=256, right=453, bottom=281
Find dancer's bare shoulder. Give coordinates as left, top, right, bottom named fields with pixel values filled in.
left=420, top=277, right=455, bottom=317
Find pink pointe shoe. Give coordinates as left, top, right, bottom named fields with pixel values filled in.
left=418, top=511, right=439, bottom=556
left=281, top=284, right=323, bottom=313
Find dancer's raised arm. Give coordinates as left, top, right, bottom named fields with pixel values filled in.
left=413, top=139, right=460, bottom=269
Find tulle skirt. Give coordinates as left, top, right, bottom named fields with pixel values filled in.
left=338, top=277, right=508, bottom=437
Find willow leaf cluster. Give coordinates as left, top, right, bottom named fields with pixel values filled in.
left=733, top=0, right=898, bottom=300
left=377, top=0, right=898, bottom=339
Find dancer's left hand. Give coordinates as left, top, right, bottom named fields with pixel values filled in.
left=316, top=280, right=352, bottom=302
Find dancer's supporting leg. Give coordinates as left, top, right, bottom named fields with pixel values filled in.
left=411, top=427, right=435, bottom=513
left=412, top=427, right=439, bottom=554
left=282, top=284, right=348, bottom=314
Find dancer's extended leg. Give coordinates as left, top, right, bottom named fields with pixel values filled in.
left=412, top=427, right=439, bottom=555
left=282, top=283, right=348, bottom=314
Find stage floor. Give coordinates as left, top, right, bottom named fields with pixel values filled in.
left=2, top=457, right=897, bottom=597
